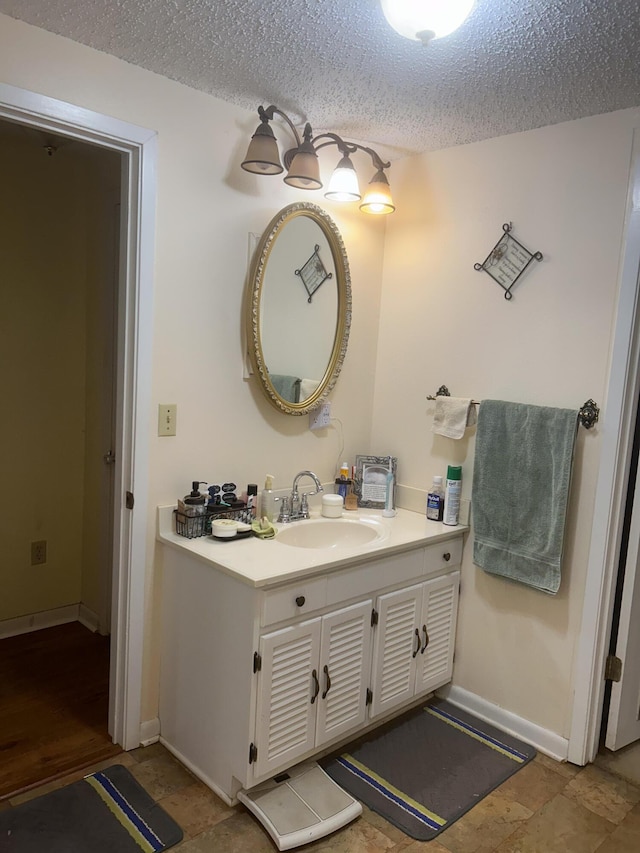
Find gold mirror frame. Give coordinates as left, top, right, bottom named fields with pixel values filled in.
left=246, top=202, right=352, bottom=415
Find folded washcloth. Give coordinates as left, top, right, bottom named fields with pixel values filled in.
left=252, top=517, right=277, bottom=539
left=472, top=400, right=577, bottom=594
left=432, top=396, right=477, bottom=439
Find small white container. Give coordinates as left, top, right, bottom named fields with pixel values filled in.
left=321, top=494, right=344, bottom=518
left=211, top=518, right=238, bottom=538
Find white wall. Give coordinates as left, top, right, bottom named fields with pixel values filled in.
left=372, top=108, right=640, bottom=738
left=0, top=15, right=386, bottom=721
left=3, top=12, right=639, bottom=748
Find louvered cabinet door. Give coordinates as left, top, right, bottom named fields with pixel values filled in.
left=253, top=619, right=322, bottom=780
left=315, top=600, right=373, bottom=746
left=369, top=583, right=422, bottom=719
left=415, top=571, right=460, bottom=696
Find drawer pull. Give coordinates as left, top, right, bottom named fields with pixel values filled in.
left=421, top=625, right=430, bottom=653
left=311, top=669, right=320, bottom=704
left=412, top=627, right=421, bottom=658
left=443, top=552, right=451, bottom=562
left=295, top=595, right=306, bottom=607
left=322, top=664, right=332, bottom=699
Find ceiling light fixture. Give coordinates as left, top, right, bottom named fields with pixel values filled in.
left=241, top=105, right=395, bottom=215
left=380, top=0, right=475, bottom=45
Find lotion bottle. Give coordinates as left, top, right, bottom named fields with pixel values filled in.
left=426, top=475, right=444, bottom=521
left=260, top=474, right=276, bottom=522
left=382, top=456, right=396, bottom=518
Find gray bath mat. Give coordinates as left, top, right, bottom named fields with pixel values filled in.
left=322, top=699, right=536, bottom=841
left=0, top=764, right=183, bottom=852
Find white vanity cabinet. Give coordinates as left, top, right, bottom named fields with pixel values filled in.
left=252, top=599, right=373, bottom=780
left=370, top=572, right=460, bottom=719
left=158, top=514, right=463, bottom=804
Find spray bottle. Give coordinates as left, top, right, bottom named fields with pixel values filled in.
left=443, top=465, right=462, bottom=526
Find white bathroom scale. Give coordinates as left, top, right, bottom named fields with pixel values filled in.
left=237, top=761, right=362, bottom=850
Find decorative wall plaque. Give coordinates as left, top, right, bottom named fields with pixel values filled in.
left=474, top=223, right=543, bottom=300
left=295, top=244, right=332, bottom=302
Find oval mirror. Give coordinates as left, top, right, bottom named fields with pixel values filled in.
left=246, top=202, right=352, bottom=415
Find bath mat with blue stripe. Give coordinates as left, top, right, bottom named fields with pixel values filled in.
left=0, top=764, right=183, bottom=852
left=321, top=699, right=536, bottom=841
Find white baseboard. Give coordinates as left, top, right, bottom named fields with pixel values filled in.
left=139, top=718, right=161, bottom=747
left=438, top=684, right=570, bottom=763
left=78, top=603, right=100, bottom=633
left=0, top=604, right=80, bottom=639
left=160, top=738, right=236, bottom=806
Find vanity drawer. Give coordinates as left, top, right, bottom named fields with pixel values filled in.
left=261, top=576, right=327, bottom=627
left=424, top=536, right=463, bottom=576
left=326, top=548, right=424, bottom=606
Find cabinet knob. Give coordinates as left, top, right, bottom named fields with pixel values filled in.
left=443, top=552, right=451, bottom=562
left=295, top=595, right=306, bottom=607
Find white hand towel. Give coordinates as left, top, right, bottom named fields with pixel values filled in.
left=432, top=396, right=477, bottom=439
left=300, top=378, right=320, bottom=399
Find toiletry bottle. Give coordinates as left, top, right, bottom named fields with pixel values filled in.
left=246, top=483, right=258, bottom=517
left=336, top=461, right=350, bottom=500
left=426, top=475, right=444, bottom=521
left=344, top=480, right=358, bottom=511
left=260, top=475, right=276, bottom=523
left=443, top=465, right=462, bottom=526
left=382, top=456, right=396, bottom=518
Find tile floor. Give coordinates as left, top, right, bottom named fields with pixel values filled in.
left=3, top=740, right=640, bottom=852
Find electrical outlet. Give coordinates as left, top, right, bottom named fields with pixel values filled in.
left=158, top=403, right=177, bottom=436
left=31, top=540, right=47, bottom=566
left=309, top=402, right=332, bottom=430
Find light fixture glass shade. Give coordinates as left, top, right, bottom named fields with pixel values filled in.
left=284, top=147, right=322, bottom=190
left=325, top=155, right=361, bottom=202
left=380, top=0, right=475, bottom=43
left=359, top=170, right=395, bottom=215
left=241, top=122, right=283, bottom=174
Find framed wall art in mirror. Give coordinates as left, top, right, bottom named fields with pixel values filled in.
left=246, top=202, right=352, bottom=415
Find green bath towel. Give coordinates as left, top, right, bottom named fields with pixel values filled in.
left=472, top=400, right=577, bottom=594
left=269, top=373, right=301, bottom=403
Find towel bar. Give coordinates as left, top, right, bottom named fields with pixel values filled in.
left=426, top=386, right=600, bottom=430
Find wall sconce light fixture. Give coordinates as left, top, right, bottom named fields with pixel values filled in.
left=380, top=0, right=475, bottom=45
left=241, top=105, right=395, bottom=215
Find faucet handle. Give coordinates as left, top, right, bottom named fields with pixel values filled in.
left=300, top=494, right=310, bottom=519
left=277, top=496, right=291, bottom=523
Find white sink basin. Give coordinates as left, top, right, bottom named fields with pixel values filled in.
left=276, top=517, right=386, bottom=550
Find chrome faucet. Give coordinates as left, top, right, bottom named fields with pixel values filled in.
left=279, top=470, right=323, bottom=522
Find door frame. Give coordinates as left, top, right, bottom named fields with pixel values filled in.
left=569, top=128, right=640, bottom=764
left=0, top=83, right=156, bottom=751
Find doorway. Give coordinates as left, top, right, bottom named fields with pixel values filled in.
left=569, top=127, right=640, bottom=765
left=0, top=119, right=122, bottom=796
left=0, top=82, right=156, bottom=756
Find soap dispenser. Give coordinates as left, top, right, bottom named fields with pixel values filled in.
left=182, top=481, right=207, bottom=516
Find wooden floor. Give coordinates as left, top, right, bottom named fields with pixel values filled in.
left=0, top=620, right=121, bottom=800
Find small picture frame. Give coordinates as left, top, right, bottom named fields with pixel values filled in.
left=354, top=455, right=397, bottom=508
left=474, top=223, right=543, bottom=300
left=295, top=244, right=332, bottom=303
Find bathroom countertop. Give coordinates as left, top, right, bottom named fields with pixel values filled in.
left=157, top=505, right=468, bottom=588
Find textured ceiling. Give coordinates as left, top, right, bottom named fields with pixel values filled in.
left=1, top=0, right=639, bottom=158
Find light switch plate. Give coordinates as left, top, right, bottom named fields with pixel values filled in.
left=158, top=404, right=177, bottom=436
